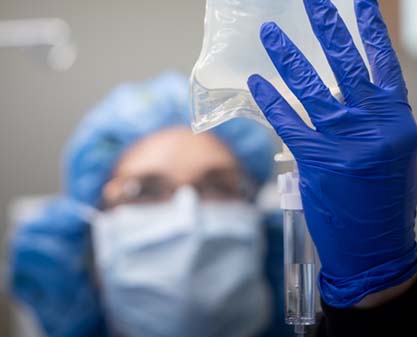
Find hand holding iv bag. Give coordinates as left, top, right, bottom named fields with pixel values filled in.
left=248, top=0, right=417, bottom=309
left=191, top=0, right=417, bottom=328
left=189, top=1, right=369, bottom=334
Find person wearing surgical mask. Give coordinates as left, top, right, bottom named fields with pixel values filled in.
left=94, top=129, right=269, bottom=337
left=9, top=72, right=292, bottom=337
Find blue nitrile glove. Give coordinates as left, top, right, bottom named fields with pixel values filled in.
left=9, top=198, right=108, bottom=337
left=248, top=0, right=417, bottom=308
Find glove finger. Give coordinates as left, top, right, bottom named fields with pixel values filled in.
left=355, top=0, right=406, bottom=92
left=260, top=22, right=342, bottom=132
left=248, top=74, right=314, bottom=159
left=303, top=0, right=371, bottom=106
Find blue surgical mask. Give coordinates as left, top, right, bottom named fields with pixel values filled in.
left=91, top=186, right=271, bottom=337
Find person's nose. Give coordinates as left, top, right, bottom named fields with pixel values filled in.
left=172, top=185, right=201, bottom=228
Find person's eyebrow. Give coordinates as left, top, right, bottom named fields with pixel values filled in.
left=199, top=166, right=242, bottom=178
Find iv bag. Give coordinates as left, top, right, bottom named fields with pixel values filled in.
left=190, top=0, right=368, bottom=133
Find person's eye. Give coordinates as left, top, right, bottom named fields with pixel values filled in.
left=104, top=176, right=175, bottom=208
left=199, top=179, right=254, bottom=200
left=134, top=181, right=172, bottom=202
left=197, top=169, right=256, bottom=201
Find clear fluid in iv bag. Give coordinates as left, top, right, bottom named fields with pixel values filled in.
left=191, top=77, right=343, bottom=133
left=285, top=263, right=316, bottom=325
left=190, top=0, right=364, bottom=133
left=190, top=79, right=271, bottom=132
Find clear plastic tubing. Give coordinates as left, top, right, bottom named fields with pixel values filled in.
left=279, top=168, right=317, bottom=336
left=283, top=209, right=316, bottom=330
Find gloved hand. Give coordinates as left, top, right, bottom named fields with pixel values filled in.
left=9, top=198, right=108, bottom=337
left=248, top=0, right=417, bottom=308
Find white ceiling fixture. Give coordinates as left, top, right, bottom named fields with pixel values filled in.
left=0, top=18, right=77, bottom=71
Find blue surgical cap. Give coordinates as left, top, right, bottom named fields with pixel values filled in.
left=65, top=72, right=276, bottom=206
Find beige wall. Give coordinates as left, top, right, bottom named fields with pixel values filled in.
left=0, top=1, right=416, bottom=336
left=380, top=0, right=417, bottom=114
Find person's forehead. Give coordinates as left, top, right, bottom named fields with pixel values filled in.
left=113, top=126, right=239, bottom=181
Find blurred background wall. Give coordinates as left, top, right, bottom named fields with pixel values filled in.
left=0, top=0, right=416, bottom=336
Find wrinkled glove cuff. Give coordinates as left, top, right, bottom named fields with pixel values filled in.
left=319, top=244, right=417, bottom=308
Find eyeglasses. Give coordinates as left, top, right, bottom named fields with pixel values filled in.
left=102, top=168, right=256, bottom=209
